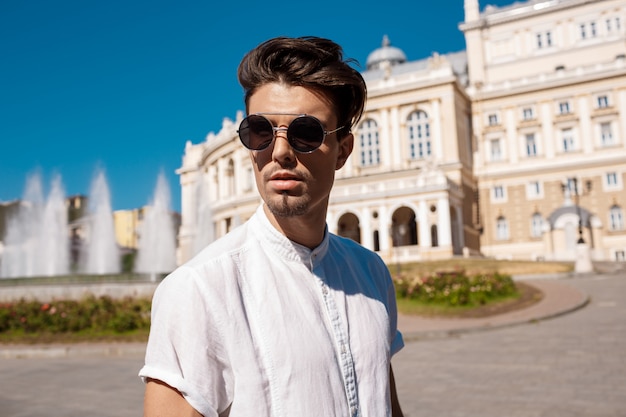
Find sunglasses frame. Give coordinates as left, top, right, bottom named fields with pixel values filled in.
left=237, top=113, right=344, bottom=154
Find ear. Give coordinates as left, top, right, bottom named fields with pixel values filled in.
left=335, top=133, right=354, bottom=170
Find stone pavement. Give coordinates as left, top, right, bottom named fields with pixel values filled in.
left=1, top=272, right=624, bottom=416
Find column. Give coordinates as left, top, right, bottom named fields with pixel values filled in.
left=418, top=200, right=431, bottom=247
left=437, top=197, right=452, bottom=247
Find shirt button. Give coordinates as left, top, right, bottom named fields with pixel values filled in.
left=322, top=285, right=328, bottom=295
left=341, top=343, right=346, bottom=354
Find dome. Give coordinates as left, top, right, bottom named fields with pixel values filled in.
left=366, top=35, right=407, bottom=70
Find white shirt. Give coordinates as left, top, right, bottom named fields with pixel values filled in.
left=139, top=205, right=404, bottom=417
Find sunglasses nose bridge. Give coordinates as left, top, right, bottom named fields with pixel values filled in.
left=272, top=126, right=289, bottom=139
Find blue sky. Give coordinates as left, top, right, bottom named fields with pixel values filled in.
left=0, top=0, right=512, bottom=212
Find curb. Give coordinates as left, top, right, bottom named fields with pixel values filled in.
left=0, top=342, right=146, bottom=360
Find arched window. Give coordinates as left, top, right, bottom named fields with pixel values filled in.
left=530, top=213, right=543, bottom=238
left=357, top=119, right=380, bottom=166
left=496, top=216, right=509, bottom=240
left=407, top=110, right=431, bottom=159
left=610, top=205, right=624, bottom=231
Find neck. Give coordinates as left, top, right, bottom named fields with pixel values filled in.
left=263, top=204, right=327, bottom=249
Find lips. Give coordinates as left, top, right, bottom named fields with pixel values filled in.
left=269, top=171, right=303, bottom=191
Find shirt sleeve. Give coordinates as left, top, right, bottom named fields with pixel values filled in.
left=139, top=266, right=233, bottom=417
left=387, top=276, right=405, bottom=357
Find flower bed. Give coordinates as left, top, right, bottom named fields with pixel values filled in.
left=394, top=270, right=518, bottom=307
left=0, top=295, right=152, bottom=336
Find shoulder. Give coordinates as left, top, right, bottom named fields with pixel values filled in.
left=154, top=223, right=253, bottom=303
left=329, top=233, right=387, bottom=268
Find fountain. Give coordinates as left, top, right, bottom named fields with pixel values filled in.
left=192, top=172, right=215, bottom=256
left=0, top=172, right=69, bottom=278
left=135, top=171, right=177, bottom=280
left=81, top=169, right=120, bottom=275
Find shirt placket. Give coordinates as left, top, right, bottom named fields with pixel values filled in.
left=313, top=260, right=360, bottom=417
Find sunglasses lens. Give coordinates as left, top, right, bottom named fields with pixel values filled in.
left=288, top=116, right=324, bottom=152
left=239, top=115, right=274, bottom=150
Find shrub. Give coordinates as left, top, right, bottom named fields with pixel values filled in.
left=0, top=296, right=152, bottom=336
left=394, top=270, right=518, bottom=307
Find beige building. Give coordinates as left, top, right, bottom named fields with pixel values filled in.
left=177, top=0, right=626, bottom=265
left=461, top=0, right=626, bottom=261
left=113, top=207, right=181, bottom=250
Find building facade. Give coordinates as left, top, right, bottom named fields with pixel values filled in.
left=461, top=0, right=626, bottom=261
left=177, top=0, right=626, bottom=265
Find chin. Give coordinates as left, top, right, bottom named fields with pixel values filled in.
left=266, top=193, right=310, bottom=218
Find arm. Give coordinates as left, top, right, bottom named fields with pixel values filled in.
left=390, top=365, right=404, bottom=417
left=144, top=378, right=203, bottom=417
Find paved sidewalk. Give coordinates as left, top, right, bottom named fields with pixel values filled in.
left=2, top=273, right=622, bottom=417
left=0, top=276, right=588, bottom=359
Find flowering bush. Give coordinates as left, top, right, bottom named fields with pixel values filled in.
left=394, top=270, right=518, bottom=307
left=0, top=296, right=151, bottom=335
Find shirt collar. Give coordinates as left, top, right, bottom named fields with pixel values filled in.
left=252, top=204, right=329, bottom=269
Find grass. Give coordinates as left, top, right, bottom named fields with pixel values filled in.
left=393, top=258, right=573, bottom=277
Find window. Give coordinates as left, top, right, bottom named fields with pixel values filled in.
left=580, top=22, right=597, bottom=39
left=597, top=95, right=609, bottom=108
left=357, top=119, right=380, bottom=166
left=522, top=107, right=534, bottom=120
left=496, top=216, right=509, bottom=240
left=558, top=101, right=571, bottom=115
left=562, top=128, right=575, bottom=152
left=488, top=114, right=499, bottom=126
left=565, top=177, right=578, bottom=195
left=607, top=172, right=618, bottom=186
left=530, top=213, right=543, bottom=238
left=407, top=111, right=431, bottom=159
left=527, top=180, right=542, bottom=199
left=536, top=31, right=552, bottom=49
left=609, top=205, right=624, bottom=231
left=490, top=138, right=502, bottom=161
left=525, top=133, right=537, bottom=156
left=600, top=122, right=614, bottom=146
left=492, top=185, right=505, bottom=201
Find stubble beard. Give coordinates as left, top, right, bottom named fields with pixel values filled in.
left=266, top=191, right=310, bottom=218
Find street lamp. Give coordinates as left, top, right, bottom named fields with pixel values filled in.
left=562, top=177, right=592, bottom=244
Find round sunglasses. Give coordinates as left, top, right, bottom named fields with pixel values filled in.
left=237, top=113, right=344, bottom=153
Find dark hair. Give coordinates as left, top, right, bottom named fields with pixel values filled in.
left=237, top=36, right=367, bottom=137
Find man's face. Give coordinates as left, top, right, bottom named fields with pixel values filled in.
left=247, top=82, right=353, bottom=222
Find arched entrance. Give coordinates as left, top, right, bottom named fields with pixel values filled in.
left=337, top=212, right=361, bottom=244
left=547, top=205, right=595, bottom=260
left=391, top=207, right=418, bottom=247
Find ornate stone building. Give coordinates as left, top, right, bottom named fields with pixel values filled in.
left=177, top=0, right=626, bottom=265
left=462, top=0, right=626, bottom=262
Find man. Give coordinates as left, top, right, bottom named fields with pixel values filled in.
left=140, top=36, right=404, bottom=417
